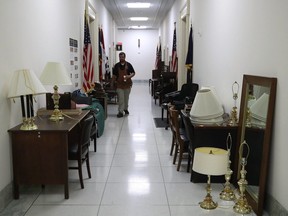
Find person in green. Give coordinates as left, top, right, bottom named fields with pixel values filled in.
left=112, top=52, right=135, bottom=118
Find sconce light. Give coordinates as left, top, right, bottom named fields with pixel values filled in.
left=40, top=62, right=72, bottom=121
left=190, top=89, right=224, bottom=125
left=7, top=69, right=47, bottom=130
left=192, top=147, right=228, bottom=209
left=233, top=141, right=252, bottom=214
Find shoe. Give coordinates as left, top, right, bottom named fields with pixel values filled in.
left=117, top=112, right=124, bottom=118
left=124, top=110, right=129, bottom=115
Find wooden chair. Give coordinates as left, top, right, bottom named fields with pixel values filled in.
left=68, top=114, right=93, bottom=188
left=169, top=106, right=191, bottom=171
left=180, top=110, right=195, bottom=174
left=89, top=111, right=98, bottom=152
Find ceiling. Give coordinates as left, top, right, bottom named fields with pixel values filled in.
left=102, top=0, right=176, bottom=30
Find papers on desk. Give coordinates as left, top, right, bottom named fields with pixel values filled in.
left=37, top=107, right=82, bottom=116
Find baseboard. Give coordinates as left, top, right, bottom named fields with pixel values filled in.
left=0, top=183, right=13, bottom=212
left=266, top=193, right=288, bottom=215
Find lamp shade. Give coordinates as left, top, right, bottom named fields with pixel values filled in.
left=250, top=93, right=269, bottom=122
left=192, top=147, right=228, bottom=176
left=7, top=69, right=47, bottom=98
left=40, top=62, right=72, bottom=85
left=190, top=89, right=224, bottom=120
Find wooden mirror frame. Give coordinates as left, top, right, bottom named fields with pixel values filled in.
left=234, top=74, right=277, bottom=216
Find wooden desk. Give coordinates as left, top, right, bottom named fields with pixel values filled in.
left=190, top=124, right=238, bottom=183
left=8, top=110, right=89, bottom=199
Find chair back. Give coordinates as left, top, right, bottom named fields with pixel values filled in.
left=181, top=110, right=195, bottom=145
left=80, top=114, right=94, bottom=152
left=180, top=83, right=199, bottom=102
left=169, top=107, right=181, bottom=139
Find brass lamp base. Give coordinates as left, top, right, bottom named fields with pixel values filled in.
left=220, top=186, right=235, bottom=201
left=20, top=118, right=38, bottom=130
left=199, top=193, right=218, bottom=210
left=233, top=197, right=252, bottom=214
left=49, top=109, right=64, bottom=121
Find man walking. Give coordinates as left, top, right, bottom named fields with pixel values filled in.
left=112, top=52, right=135, bottom=118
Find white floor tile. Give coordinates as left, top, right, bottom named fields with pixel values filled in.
left=101, top=182, right=168, bottom=205
left=107, top=166, right=163, bottom=182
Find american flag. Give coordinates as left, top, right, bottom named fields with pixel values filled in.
left=98, top=27, right=106, bottom=81
left=154, top=45, right=159, bottom=69
left=171, top=24, right=178, bottom=73
left=82, top=15, right=94, bottom=92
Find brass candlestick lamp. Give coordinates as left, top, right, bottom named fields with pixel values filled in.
left=40, top=62, right=72, bottom=121
left=220, top=133, right=236, bottom=201
left=233, top=141, right=252, bottom=214
left=229, top=81, right=239, bottom=126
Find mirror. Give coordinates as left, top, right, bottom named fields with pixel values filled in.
left=235, top=74, right=277, bottom=216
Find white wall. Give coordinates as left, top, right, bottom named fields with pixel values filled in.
left=191, top=0, right=288, bottom=210
left=115, top=29, right=159, bottom=80
left=0, top=0, right=113, bottom=195
left=160, top=0, right=288, bottom=211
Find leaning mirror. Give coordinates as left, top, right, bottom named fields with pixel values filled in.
left=235, top=74, right=277, bottom=216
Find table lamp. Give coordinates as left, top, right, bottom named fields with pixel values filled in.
left=233, top=141, right=252, bottom=214
left=192, top=147, right=228, bottom=210
left=7, top=69, right=47, bottom=130
left=190, top=89, right=224, bottom=125
left=40, top=62, right=72, bottom=121
left=220, top=133, right=236, bottom=201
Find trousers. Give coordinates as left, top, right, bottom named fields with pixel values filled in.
left=116, top=87, right=131, bottom=113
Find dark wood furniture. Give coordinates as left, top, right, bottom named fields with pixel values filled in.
left=191, top=123, right=238, bottom=183
left=180, top=111, right=238, bottom=183
left=68, top=113, right=93, bottom=189
left=8, top=110, right=89, bottom=199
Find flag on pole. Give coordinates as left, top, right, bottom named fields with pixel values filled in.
left=98, top=27, right=105, bottom=81
left=82, top=13, right=94, bottom=92
left=154, top=45, right=159, bottom=69
left=171, top=23, right=178, bottom=74
left=154, top=42, right=161, bottom=70
left=185, top=25, right=193, bottom=69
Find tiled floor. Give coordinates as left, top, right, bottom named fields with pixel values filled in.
left=0, top=82, right=257, bottom=216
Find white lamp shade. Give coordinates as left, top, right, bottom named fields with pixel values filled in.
left=200, top=86, right=222, bottom=107
left=192, top=147, right=228, bottom=176
left=40, top=62, right=72, bottom=85
left=190, top=89, right=224, bottom=120
left=250, top=93, right=269, bottom=122
left=7, top=69, right=47, bottom=98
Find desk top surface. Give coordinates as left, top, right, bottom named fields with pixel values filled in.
left=8, top=110, right=89, bottom=133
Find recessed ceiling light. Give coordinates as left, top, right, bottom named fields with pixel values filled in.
left=127, top=2, right=151, bottom=8
left=130, top=17, right=148, bottom=21
left=129, top=26, right=147, bottom=29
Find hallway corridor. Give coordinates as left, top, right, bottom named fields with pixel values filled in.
left=0, top=82, right=256, bottom=216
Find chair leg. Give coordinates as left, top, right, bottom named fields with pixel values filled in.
left=93, top=135, right=97, bottom=152
left=161, top=107, right=164, bottom=120
left=187, top=154, right=191, bottom=173
left=177, top=149, right=183, bottom=171
left=78, top=159, right=84, bottom=189
left=170, top=135, right=175, bottom=156
left=173, top=145, right=178, bottom=164
left=86, top=154, right=92, bottom=178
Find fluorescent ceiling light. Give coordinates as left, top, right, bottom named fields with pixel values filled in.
left=129, top=26, right=147, bottom=29
left=130, top=17, right=148, bottom=21
left=127, top=2, right=151, bottom=8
